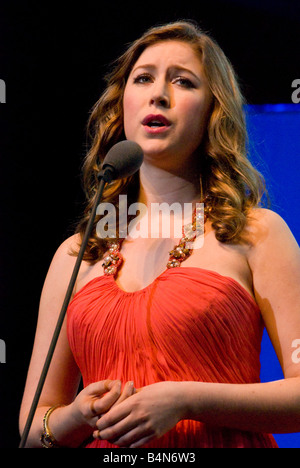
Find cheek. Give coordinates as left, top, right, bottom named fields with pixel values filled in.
left=185, top=97, right=211, bottom=130
left=179, top=100, right=204, bottom=135
left=177, top=98, right=212, bottom=152
left=123, top=89, right=139, bottom=139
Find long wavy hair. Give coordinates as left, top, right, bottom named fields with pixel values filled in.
left=73, top=20, right=266, bottom=264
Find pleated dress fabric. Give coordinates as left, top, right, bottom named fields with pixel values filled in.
left=67, top=267, right=278, bottom=448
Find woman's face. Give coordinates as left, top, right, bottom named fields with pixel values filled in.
left=123, top=40, right=212, bottom=171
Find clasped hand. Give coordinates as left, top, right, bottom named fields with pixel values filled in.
left=73, top=380, right=185, bottom=448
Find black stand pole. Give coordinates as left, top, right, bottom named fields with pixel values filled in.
left=19, top=169, right=112, bottom=448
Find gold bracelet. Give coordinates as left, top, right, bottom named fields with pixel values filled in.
left=40, top=405, right=64, bottom=448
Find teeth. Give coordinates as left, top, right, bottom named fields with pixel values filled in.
left=148, top=121, right=164, bottom=127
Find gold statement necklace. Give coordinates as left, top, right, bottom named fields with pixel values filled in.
left=102, top=201, right=209, bottom=276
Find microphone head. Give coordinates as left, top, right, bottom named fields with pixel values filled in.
left=101, top=140, right=144, bottom=180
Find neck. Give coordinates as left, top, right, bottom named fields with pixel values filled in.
left=138, top=161, right=201, bottom=207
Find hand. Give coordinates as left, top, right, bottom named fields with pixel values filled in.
left=93, top=381, right=186, bottom=448
left=70, top=379, right=122, bottom=429
left=70, top=379, right=136, bottom=430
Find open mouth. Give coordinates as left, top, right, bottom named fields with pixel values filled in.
left=146, top=120, right=165, bottom=128
left=142, top=114, right=171, bottom=128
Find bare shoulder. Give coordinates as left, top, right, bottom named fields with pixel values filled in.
left=45, top=233, right=100, bottom=295
left=247, top=207, right=290, bottom=231
left=52, top=233, right=81, bottom=260
left=47, top=233, right=83, bottom=273
left=246, top=207, right=297, bottom=247
left=245, top=207, right=300, bottom=270
left=41, top=234, right=82, bottom=292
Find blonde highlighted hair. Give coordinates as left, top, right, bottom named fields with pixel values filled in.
left=74, top=20, right=266, bottom=263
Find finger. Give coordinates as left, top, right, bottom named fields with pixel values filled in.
left=96, top=383, right=136, bottom=427
left=130, top=434, right=155, bottom=448
left=86, top=379, right=118, bottom=397
left=94, top=414, right=137, bottom=442
left=96, top=402, right=131, bottom=432
left=90, top=399, right=98, bottom=416
left=90, top=380, right=122, bottom=416
left=100, top=422, right=154, bottom=448
left=111, top=381, right=135, bottom=408
left=93, top=429, right=101, bottom=439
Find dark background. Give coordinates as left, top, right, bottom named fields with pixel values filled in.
left=0, top=0, right=299, bottom=449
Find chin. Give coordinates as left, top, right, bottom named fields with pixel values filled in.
left=143, top=148, right=172, bottom=163
left=139, top=140, right=174, bottom=158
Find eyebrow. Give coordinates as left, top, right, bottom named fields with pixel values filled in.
left=131, top=64, right=202, bottom=84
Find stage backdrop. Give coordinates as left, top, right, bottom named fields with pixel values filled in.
left=246, top=103, right=300, bottom=448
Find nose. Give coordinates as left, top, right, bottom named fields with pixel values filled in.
left=149, top=79, right=170, bottom=108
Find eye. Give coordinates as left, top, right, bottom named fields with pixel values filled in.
left=172, top=76, right=195, bottom=89
left=133, top=73, right=153, bottom=84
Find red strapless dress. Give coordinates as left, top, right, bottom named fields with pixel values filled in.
left=67, top=267, right=278, bottom=448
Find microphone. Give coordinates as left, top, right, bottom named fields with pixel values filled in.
left=19, top=140, right=143, bottom=448
left=100, top=140, right=144, bottom=181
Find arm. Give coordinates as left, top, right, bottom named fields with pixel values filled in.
left=19, top=236, right=82, bottom=447
left=94, top=209, right=300, bottom=447
left=186, top=209, right=300, bottom=431
left=19, top=236, right=132, bottom=447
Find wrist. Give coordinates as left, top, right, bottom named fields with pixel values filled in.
left=172, top=381, right=203, bottom=421
left=41, top=403, right=93, bottom=448
left=40, top=405, right=65, bottom=448
left=178, top=381, right=205, bottom=420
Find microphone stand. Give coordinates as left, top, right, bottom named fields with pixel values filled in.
left=19, top=167, right=113, bottom=448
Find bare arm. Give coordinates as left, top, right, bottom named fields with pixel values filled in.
left=19, top=236, right=133, bottom=447
left=19, top=236, right=82, bottom=446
